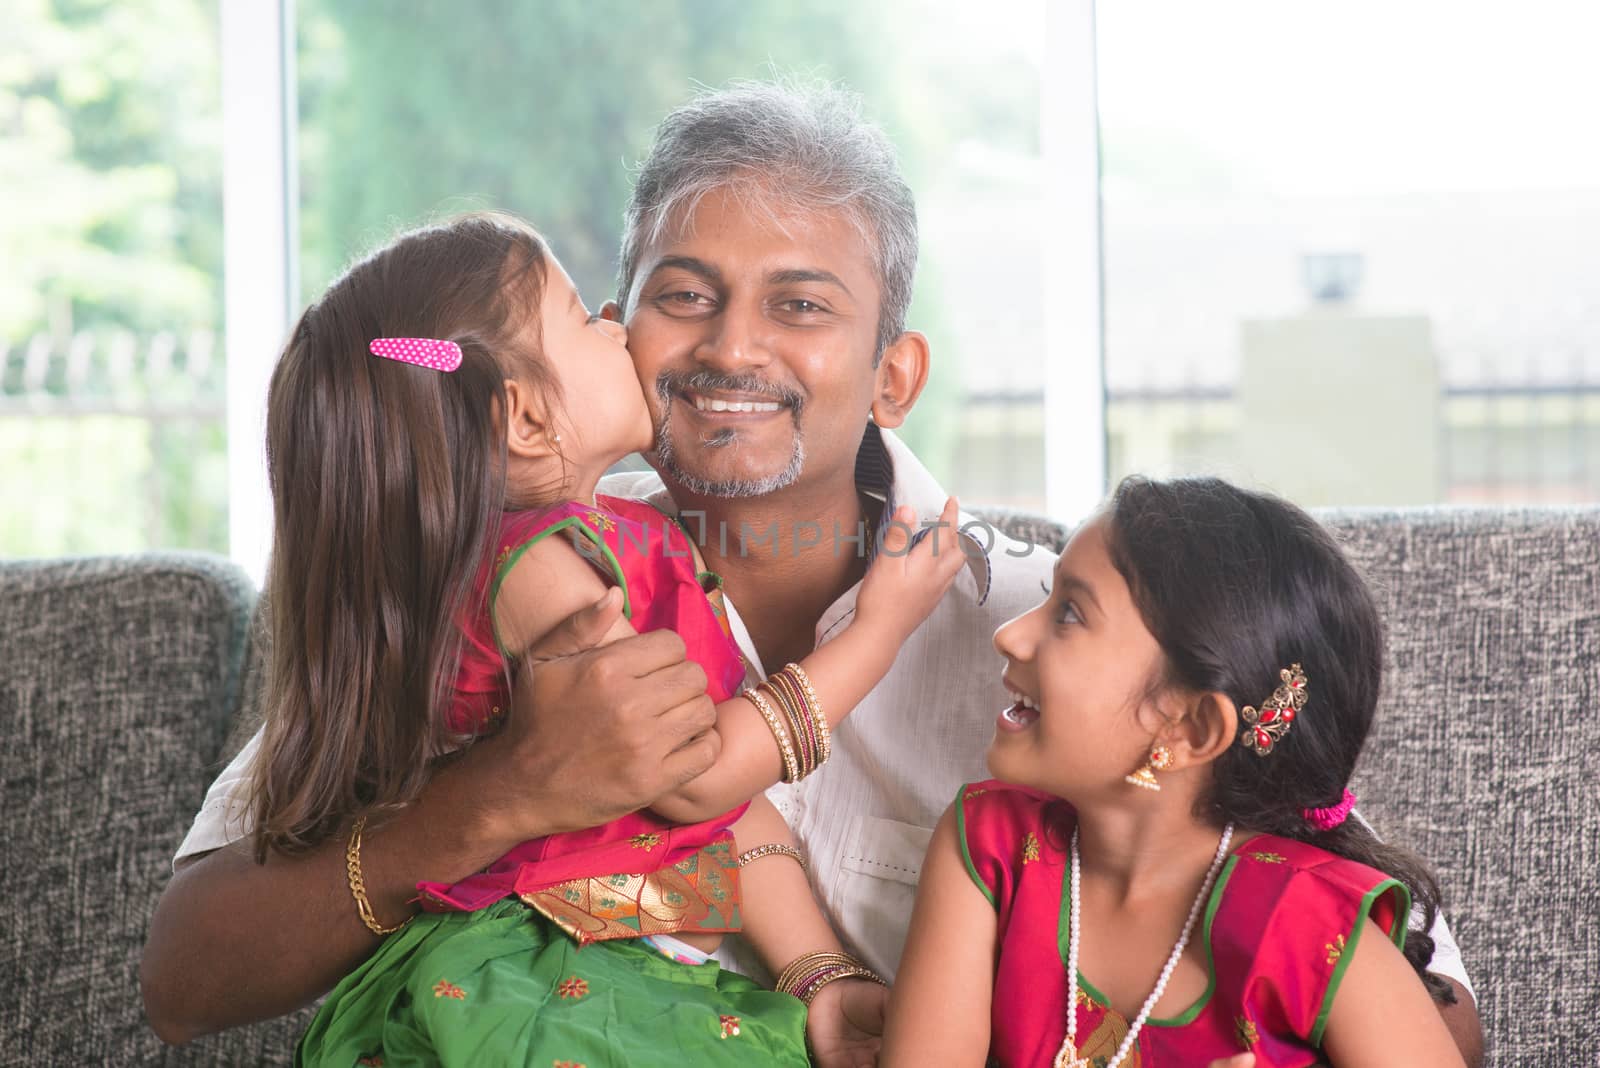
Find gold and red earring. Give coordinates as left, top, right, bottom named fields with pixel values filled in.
left=1124, top=744, right=1174, bottom=791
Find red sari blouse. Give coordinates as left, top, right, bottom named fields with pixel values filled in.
left=957, top=780, right=1410, bottom=1067
left=415, top=496, right=751, bottom=945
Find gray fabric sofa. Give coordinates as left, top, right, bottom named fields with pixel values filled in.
left=2, top=508, right=1597, bottom=1065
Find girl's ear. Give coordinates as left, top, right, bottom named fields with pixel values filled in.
left=502, top=378, right=561, bottom=460
left=1167, top=690, right=1240, bottom=769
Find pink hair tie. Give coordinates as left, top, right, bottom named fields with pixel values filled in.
left=369, top=337, right=462, bottom=372
left=1301, top=788, right=1357, bottom=831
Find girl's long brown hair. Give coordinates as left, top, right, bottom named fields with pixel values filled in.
left=251, top=212, right=556, bottom=859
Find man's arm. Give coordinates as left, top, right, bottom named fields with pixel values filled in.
left=142, top=751, right=524, bottom=1043
left=1415, top=906, right=1484, bottom=1067
left=1436, top=979, right=1484, bottom=1068
left=141, top=592, right=718, bottom=1044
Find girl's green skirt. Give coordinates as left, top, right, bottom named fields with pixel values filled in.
left=297, top=898, right=809, bottom=1067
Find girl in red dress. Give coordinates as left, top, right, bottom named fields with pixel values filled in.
left=884, top=477, right=1465, bottom=1068
left=250, top=213, right=964, bottom=1066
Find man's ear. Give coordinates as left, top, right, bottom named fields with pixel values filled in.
left=870, top=330, right=930, bottom=429
left=600, top=300, right=624, bottom=324
left=1166, top=691, right=1240, bottom=769
left=502, top=378, right=561, bottom=460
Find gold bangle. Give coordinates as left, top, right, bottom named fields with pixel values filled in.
left=776, top=950, right=856, bottom=987
left=346, top=815, right=414, bottom=936
left=784, top=662, right=830, bottom=766
left=743, top=687, right=800, bottom=783
left=775, top=950, right=887, bottom=1005
left=766, top=675, right=815, bottom=779
left=737, top=842, right=807, bottom=875
left=775, top=951, right=850, bottom=994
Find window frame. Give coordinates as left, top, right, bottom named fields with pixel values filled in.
left=219, top=1, right=1107, bottom=579
left=221, top=0, right=298, bottom=583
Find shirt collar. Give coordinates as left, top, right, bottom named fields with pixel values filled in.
left=598, top=422, right=992, bottom=603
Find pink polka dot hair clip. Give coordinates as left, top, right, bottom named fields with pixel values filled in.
left=369, top=337, right=462, bottom=372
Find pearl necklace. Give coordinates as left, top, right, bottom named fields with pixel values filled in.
left=1053, top=823, right=1236, bottom=1068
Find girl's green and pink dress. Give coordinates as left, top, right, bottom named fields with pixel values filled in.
left=958, top=780, right=1411, bottom=1068
left=297, top=497, right=809, bottom=1067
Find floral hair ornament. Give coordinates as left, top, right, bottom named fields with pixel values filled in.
left=1302, top=787, right=1358, bottom=831
left=369, top=337, right=462, bottom=372
left=1239, top=662, right=1308, bottom=756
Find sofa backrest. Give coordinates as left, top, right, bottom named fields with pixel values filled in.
left=0, top=554, right=308, bottom=1064
left=4, top=507, right=1595, bottom=1065
left=979, top=505, right=1600, bottom=1066
left=1325, top=508, right=1598, bottom=1066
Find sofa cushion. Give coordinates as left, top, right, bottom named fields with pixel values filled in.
left=0, top=554, right=304, bottom=1064
left=1324, top=508, right=1599, bottom=1066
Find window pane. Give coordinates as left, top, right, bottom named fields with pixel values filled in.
left=295, top=0, right=1045, bottom=508
left=1, top=0, right=225, bottom=555
left=1098, top=1, right=1600, bottom=505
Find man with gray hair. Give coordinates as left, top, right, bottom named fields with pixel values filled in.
left=593, top=83, right=1051, bottom=1060
left=143, top=80, right=1482, bottom=1064
left=599, top=77, right=1051, bottom=984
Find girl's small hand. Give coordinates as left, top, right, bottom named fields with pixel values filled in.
left=806, top=978, right=888, bottom=1068
left=854, top=497, right=967, bottom=642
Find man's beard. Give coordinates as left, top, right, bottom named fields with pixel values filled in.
left=652, top=370, right=806, bottom=498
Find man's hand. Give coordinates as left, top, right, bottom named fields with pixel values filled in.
left=141, top=589, right=717, bottom=1044
left=807, top=978, right=888, bottom=1068
left=459, top=586, right=721, bottom=842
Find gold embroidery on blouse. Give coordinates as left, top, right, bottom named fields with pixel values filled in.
left=518, top=841, right=740, bottom=946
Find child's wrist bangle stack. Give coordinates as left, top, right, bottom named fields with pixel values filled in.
left=775, top=950, right=886, bottom=1006
left=742, top=662, right=829, bottom=784
left=742, top=685, right=800, bottom=783
left=345, top=814, right=415, bottom=937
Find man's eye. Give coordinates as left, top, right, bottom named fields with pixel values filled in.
left=1055, top=602, right=1082, bottom=626
left=650, top=290, right=715, bottom=316
left=782, top=299, right=823, bottom=313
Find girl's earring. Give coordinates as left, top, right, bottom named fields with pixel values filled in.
left=1125, top=744, right=1174, bottom=791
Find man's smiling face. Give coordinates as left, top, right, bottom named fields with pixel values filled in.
left=619, top=183, right=883, bottom=499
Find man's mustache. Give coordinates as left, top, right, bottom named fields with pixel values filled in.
left=654, top=370, right=805, bottom=416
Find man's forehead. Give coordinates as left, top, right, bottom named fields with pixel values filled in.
left=643, top=182, right=877, bottom=281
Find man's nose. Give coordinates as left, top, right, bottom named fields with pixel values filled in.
left=695, top=299, right=771, bottom=371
